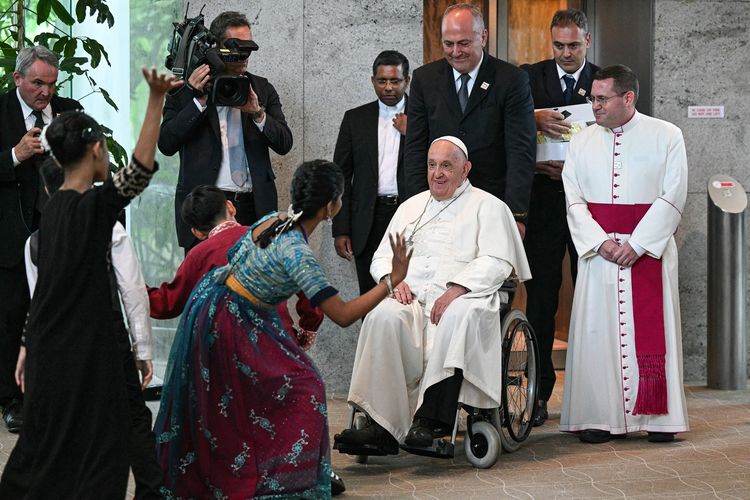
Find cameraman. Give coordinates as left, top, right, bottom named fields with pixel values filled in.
left=159, top=11, right=293, bottom=252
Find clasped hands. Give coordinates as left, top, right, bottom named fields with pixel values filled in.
left=598, top=239, right=639, bottom=268
left=391, top=281, right=467, bottom=325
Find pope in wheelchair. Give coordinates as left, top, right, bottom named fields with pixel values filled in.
left=334, top=136, right=531, bottom=458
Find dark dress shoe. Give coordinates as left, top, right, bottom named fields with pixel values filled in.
left=647, top=432, right=675, bottom=443
left=579, top=429, right=612, bottom=443
left=334, top=420, right=399, bottom=454
left=2, top=399, right=23, bottom=433
left=331, top=470, right=346, bottom=496
left=532, top=400, right=548, bottom=427
left=404, top=418, right=451, bottom=447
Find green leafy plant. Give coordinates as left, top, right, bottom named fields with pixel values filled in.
left=0, top=0, right=127, bottom=170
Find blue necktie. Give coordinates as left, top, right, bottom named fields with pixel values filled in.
left=226, top=108, right=250, bottom=189
left=563, top=75, right=576, bottom=105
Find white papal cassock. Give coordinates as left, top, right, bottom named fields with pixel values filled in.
left=560, top=111, right=689, bottom=434
left=347, top=180, right=531, bottom=443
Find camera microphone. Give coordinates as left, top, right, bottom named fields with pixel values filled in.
left=205, top=49, right=226, bottom=73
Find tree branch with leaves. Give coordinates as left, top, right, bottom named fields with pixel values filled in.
left=0, top=0, right=127, bottom=170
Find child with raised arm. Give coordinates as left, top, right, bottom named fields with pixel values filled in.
left=0, top=69, right=179, bottom=499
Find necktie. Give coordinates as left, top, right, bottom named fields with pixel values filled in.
left=32, top=110, right=45, bottom=130
left=563, top=75, right=576, bottom=105
left=226, top=108, right=250, bottom=188
left=457, top=73, right=470, bottom=113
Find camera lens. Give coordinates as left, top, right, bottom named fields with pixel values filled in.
left=217, top=80, right=238, bottom=99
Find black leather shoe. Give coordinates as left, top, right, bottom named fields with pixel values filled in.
left=647, top=432, right=675, bottom=443
left=331, top=470, right=346, bottom=496
left=334, top=420, right=399, bottom=454
left=579, top=429, right=611, bottom=443
left=532, top=400, right=548, bottom=427
left=2, top=399, right=23, bottom=433
left=404, top=418, right=451, bottom=447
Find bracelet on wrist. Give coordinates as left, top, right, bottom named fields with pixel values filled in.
left=381, top=274, right=393, bottom=295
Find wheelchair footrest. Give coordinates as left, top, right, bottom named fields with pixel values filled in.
left=400, top=438, right=455, bottom=459
left=333, top=441, right=395, bottom=456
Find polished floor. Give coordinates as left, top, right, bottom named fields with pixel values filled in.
left=2, top=375, right=750, bottom=498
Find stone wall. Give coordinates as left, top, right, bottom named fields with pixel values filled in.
left=653, top=0, right=750, bottom=381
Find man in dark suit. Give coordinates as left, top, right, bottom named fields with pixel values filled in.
left=404, top=3, right=536, bottom=236
left=159, top=11, right=292, bottom=251
left=0, top=46, right=80, bottom=433
left=332, top=50, right=410, bottom=294
left=520, top=9, right=599, bottom=426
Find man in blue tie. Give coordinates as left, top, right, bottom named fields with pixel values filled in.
left=159, top=11, right=293, bottom=252
left=520, top=8, right=600, bottom=427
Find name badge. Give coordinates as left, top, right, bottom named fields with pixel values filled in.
left=480, top=82, right=489, bottom=90
left=578, top=88, right=587, bottom=97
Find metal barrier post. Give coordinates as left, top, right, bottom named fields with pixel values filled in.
left=707, top=175, right=747, bottom=390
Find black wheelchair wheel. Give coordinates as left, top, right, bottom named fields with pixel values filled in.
left=501, top=310, right=540, bottom=448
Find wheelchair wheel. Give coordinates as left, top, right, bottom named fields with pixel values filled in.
left=352, top=414, right=369, bottom=464
left=501, top=310, right=539, bottom=450
left=464, top=421, right=500, bottom=469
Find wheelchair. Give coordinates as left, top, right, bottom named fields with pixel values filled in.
left=334, top=281, right=540, bottom=469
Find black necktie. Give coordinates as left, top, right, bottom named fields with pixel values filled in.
left=32, top=110, right=45, bottom=130
left=563, top=75, right=576, bottom=105
left=458, top=73, right=470, bottom=113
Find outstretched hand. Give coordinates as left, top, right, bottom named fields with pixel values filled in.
left=141, top=67, right=181, bottom=95
left=388, top=232, right=412, bottom=286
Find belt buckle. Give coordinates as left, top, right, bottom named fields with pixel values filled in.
left=380, top=195, right=398, bottom=206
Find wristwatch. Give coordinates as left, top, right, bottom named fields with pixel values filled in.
left=251, top=105, right=265, bottom=121
left=512, top=211, right=528, bottom=223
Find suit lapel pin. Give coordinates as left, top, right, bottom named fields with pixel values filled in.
left=480, top=82, right=490, bottom=90
left=578, top=88, right=587, bottom=96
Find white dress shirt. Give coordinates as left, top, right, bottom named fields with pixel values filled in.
left=192, top=99, right=266, bottom=192
left=555, top=61, right=586, bottom=93
left=24, top=221, right=154, bottom=360
left=452, top=52, right=484, bottom=97
left=377, top=97, right=405, bottom=196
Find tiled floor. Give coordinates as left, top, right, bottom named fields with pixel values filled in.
left=3, top=376, right=750, bottom=499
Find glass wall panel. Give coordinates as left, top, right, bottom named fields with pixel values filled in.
left=128, top=0, right=184, bottom=382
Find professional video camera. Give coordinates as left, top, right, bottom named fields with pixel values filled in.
left=165, top=5, right=259, bottom=106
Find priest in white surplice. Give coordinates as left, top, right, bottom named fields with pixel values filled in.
left=334, top=136, right=530, bottom=454
left=560, top=65, right=689, bottom=444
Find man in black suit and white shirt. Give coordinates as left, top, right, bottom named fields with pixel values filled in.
left=404, top=3, right=536, bottom=236
left=520, top=9, right=599, bottom=426
left=159, top=11, right=293, bottom=251
left=332, top=50, right=410, bottom=294
left=0, top=46, right=81, bottom=433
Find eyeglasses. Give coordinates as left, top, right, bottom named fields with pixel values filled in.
left=587, top=92, right=627, bottom=105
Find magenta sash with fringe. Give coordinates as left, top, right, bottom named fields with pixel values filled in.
left=588, top=203, right=668, bottom=415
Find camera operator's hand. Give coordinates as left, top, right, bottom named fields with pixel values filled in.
left=188, top=64, right=210, bottom=106
left=237, top=84, right=264, bottom=122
